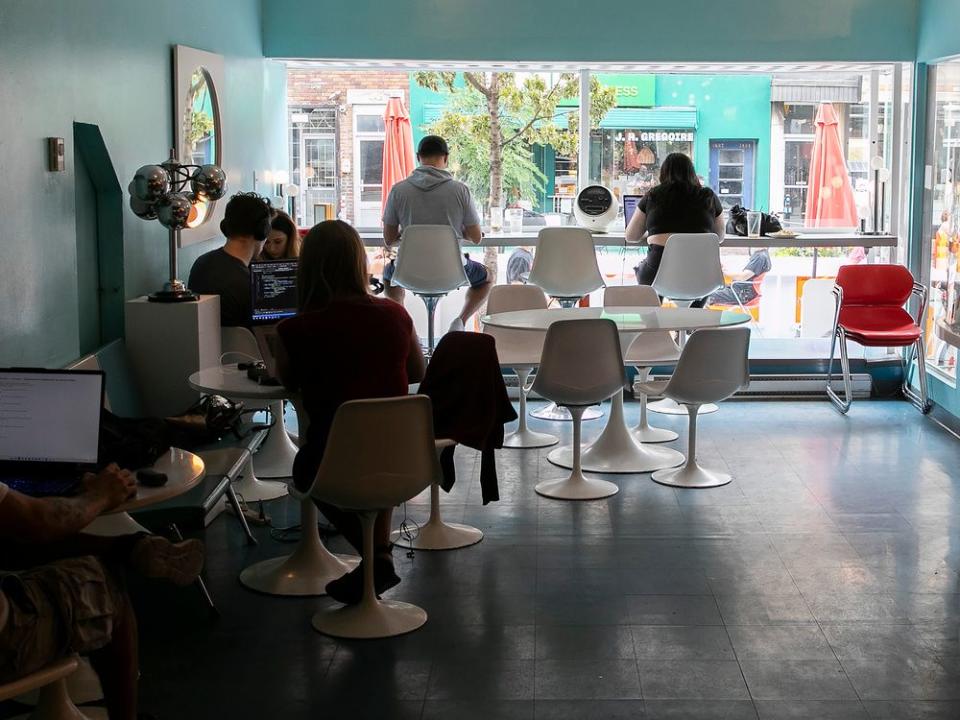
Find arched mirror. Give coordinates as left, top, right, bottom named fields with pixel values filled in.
left=173, top=46, right=225, bottom=245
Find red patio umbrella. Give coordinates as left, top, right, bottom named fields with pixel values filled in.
left=381, top=97, right=416, bottom=212
left=804, top=103, right=859, bottom=228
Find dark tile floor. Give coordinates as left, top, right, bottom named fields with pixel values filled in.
left=38, top=400, right=960, bottom=718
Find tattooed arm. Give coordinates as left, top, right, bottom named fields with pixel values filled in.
left=0, top=464, right=136, bottom=543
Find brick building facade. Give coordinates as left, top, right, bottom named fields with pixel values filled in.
left=286, top=69, right=409, bottom=226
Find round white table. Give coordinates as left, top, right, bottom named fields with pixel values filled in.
left=84, top=448, right=206, bottom=536
left=482, top=307, right=750, bottom=473
left=188, top=366, right=293, bottom=501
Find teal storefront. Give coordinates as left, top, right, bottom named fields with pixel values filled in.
left=409, top=73, right=772, bottom=214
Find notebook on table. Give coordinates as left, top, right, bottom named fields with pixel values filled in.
left=0, top=368, right=104, bottom=497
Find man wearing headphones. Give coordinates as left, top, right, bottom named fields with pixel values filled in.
left=187, top=192, right=273, bottom=327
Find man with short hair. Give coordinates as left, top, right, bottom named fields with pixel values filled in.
left=382, top=135, right=490, bottom=332
left=0, top=466, right=204, bottom=719
left=188, top=192, right=274, bottom=327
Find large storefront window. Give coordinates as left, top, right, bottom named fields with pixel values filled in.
left=923, top=62, right=960, bottom=381
left=590, top=129, right=694, bottom=197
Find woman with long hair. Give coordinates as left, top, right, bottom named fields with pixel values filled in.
left=275, top=220, right=424, bottom=604
left=625, top=153, right=726, bottom=295
left=258, top=210, right=301, bottom=261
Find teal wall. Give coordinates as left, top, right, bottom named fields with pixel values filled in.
left=0, top=0, right=287, bottom=368
left=918, top=0, right=960, bottom=62
left=264, top=0, right=919, bottom=62
left=655, top=75, right=772, bottom=211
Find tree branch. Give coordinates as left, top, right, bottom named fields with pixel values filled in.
left=500, top=79, right=571, bottom=148
left=464, top=72, right=491, bottom=99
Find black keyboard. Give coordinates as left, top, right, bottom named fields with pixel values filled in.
left=4, top=474, right=81, bottom=498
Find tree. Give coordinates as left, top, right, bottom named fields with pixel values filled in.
left=414, top=72, right=617, bottom=275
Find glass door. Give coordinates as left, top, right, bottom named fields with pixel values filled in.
left=353, top=106, right=385, bottom=228
left=709, top=140, right=756, bottom=210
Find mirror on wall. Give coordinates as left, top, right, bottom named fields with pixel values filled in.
left=173, top=45, right=225, bottom=246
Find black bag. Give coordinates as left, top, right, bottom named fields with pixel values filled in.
left=726, top=205, right=783, bottom=237
left=164, top=394, right=246, bottom=449
left=99, top=409, right=171, bottom=470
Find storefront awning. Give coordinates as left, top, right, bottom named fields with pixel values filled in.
left=549, top=106, right=698, bottom=131
left=422, top=104, right=698, bottom=133
left=771, top=75, right=862, bottom=104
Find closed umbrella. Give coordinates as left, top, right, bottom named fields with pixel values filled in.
left=381, top=97, right=416, bottom=212
left=804, top=103, right=858, bottom=228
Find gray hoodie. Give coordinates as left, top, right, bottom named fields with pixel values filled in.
left=382, top=165, right=481, bottom=239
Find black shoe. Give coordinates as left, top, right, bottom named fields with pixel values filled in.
left=324, top=557, right=401, bottom=605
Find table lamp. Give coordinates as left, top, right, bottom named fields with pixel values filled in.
left=129, top=149, right=227, bottom=302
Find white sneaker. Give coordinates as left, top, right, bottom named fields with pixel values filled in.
left=448, top=318, right=465, bottom=332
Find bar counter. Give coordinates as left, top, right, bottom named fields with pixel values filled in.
left=359, top=231, right=898, bottom=250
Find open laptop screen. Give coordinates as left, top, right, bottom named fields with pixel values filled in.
left=251, top=260, right=298, bottom=324
left=623, top=194, right=643, bottom=228
left=0, top=370, right=104, bottom=464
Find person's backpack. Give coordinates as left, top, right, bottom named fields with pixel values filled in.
left=726, top=205, right=783, bottom=236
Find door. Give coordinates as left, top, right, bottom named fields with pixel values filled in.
left=353, top=105, right=385, bottom=227
left=710, top=140, right=757, bottom=210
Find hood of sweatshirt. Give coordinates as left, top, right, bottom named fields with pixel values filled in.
left=407, top=165, right=453, bottom=191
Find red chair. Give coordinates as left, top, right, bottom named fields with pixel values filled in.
left=826, top=264, right=931, bottom=414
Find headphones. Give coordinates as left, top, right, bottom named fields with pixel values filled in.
left=220, top=193, right=273, bottom=242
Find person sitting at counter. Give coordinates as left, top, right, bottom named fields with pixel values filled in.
left=187, top=192, right=273, bottom=327
left=257, top=209, right=301, bottom=261
left=708, top=247, right=772, bottom=306
left=381, top=135, right=489, bottom=332
left=274, top=220, right=424, bottom=605
left=625, top=153, right=725, bottom=306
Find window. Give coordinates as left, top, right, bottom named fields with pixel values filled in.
left=289, top=107, right=337, bottom=225
left=923, top=62, right=960, bottom=381
left=353, top=105, right=386, bottom=227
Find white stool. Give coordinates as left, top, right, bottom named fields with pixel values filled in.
left=311, top=396, right=439, bottom=638
left=527, top=227, right=605, bottom=422
left=638, top=327, right=751, bottom=488
left=532, top=318, right=624, bottom=501
left=649, top=233, right=725, bottom=417
left=392, top=225, right=468, bottom=356
left=483, top=284, right=558, bottom=448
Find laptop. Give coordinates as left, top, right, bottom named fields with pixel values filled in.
left=623, top=194, right=643, bottom=227
left=0, top=369, right=104, bottom=497
left=249, top=260, right=299, bottom=382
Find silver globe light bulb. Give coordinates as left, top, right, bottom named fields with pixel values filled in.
left=133, top=165, right=170, bottom=202
left=129, top=193, right=158, bottom=220
left=157, top=192, right=193, bottom=230
left=192, top=164, right=227, bottom=201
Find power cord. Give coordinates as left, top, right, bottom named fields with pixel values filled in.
left=396, top=502, right=420, bottom=559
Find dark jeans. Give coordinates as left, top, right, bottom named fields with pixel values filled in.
left=634, top=244, right=706, bottom=308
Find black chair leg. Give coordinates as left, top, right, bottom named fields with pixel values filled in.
left=169, top=523, right=219, bottom=618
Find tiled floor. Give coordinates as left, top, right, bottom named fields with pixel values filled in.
left=35, top=400, right=960, bottom=718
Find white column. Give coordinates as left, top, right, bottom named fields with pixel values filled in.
left=578, top=69, right=591, bottom=190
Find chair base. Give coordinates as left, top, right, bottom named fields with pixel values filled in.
left=502, top=427, right=559, bottom=448
left=651, top=462, right=731, bottom=489
left=253, top=404, right=298, bottom=478
left=531, top=402, right=603, bottom=422
left=239, top=551, right=359, bottom=596
left=648, top=398, right=719, bottom=415
left=240, top=499, right=359, bottom=596
left=535, top=472, right=619, bottom=500
left=391, top=520, right=483, bottom=551
left=632, top=425, right=679, bottom=443
left=234, top=456, right=289, bottom=502
left=312, top=598, right=428, bottom=639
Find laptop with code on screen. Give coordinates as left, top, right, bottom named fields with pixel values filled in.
left=0, top=369, right=104, bottom=496
left=250, top=260, right=298, bottom=324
